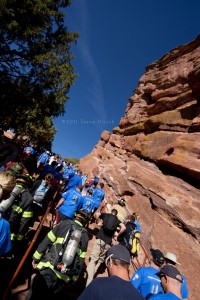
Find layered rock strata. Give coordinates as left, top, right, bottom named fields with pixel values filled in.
left=79, top=35, right=200, bottom=299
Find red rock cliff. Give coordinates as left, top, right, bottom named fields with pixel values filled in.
left=79, top=35, right=200, bottom=299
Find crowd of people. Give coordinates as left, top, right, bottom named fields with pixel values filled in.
left=0, top=136, right=189, bottom=300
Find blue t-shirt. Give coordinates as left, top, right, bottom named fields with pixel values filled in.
left=81, top=195, right=97, bottom=213
left=63, top=166, right=74, bottom=179
left=66, top=173, right=82, bottom=190
left=130, top=266, right=164, bottom=298
left=38, top=152, right=49, bottom=164
left=0, top=217, right=12, bottom=256
left=78, top=275, right=145, bottom=300
left=149, top=292, right=182, bottom=300
left=134, top=220, right=141, bottom=233
left=181, top=274, right=188, bottom=299
left=92, top=188, right=105, bottom=208
left=58, top=189, right=83, bottom=219
left=81, top=174, right=88, bottom=186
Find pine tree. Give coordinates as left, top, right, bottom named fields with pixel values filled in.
left=0, top=0, right=79, bottom=147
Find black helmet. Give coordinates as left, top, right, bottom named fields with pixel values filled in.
left=118, top=198, right=126, bottom=207
left=16, top=174, right=33, bottom=188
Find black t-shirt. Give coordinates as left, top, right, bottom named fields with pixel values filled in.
left=78, top=275, right=145, bottom=300
left=96, top=213, right=120, bottom=245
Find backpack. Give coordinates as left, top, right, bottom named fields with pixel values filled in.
left=125, top=230, right=140, bottom=256
left=103, top=214, right=118, bottom=235
left=33, top=191, right=46, bottom=203
left=33, top=182, right=49, bottom=203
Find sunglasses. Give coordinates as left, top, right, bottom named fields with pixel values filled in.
left=105, top=254, right=113, bottom=267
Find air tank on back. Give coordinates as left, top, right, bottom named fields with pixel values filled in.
left=61, top=229, right=82, bottom=274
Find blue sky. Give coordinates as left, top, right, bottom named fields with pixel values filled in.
left=52, top=0, right=200, bottom=159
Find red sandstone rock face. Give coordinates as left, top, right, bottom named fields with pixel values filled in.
left=79, top=35, right=200, bottom=300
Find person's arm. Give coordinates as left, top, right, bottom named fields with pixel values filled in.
left=37, top=154, right=42, bottom=162
left=55, top=197, right=64, bottom=209
left=94, top=211, right=102, bottom=221
left=93, top=211, right=103, bottom=225
left=32, top=223, right=60, bottom=264
left=101, top=190, right=105, bottom=201
left=130, top=268, right=142, bottom=290
left=77, top=195, right=84, bottom=211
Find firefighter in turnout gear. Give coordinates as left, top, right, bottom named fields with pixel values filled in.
left=25, top=211, right=89, bottom=300
left=7, top=174, right=33, bottom=242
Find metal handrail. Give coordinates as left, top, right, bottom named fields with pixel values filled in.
left=2, top=189, right=59, bottom=300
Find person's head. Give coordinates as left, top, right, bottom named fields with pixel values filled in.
left=87, top=188, right=93, bottom=196
left=22, top=156, right=37, bottom=175
left=132, top=212, right=140, bottom=221
left=24, top=148, right=31, bottom=155
left=74, top=210, right=90, bottom=227
left=99, top=182, right=104, bottom=189
left=6, top=161, right=23, bottom=177
left=92, top=182, right=98, bottom=188
left=157, top=265, right=183, bottom=294
left=150, top=248, right=165, bottom=268
left=16, top=173, right=33, bottom=188
left=118, top=198, right=126, bottom=207
left=76, top=185, right=83, bottom=192
left=164, top=252, right=180, bottom=266
left=51, top=161, right=58, bottom=168
left=125, top=214, right=135, bottom=224
left=21, top=136, right=30, bottom=147
left=0, top=172, right=16, bottom=200
left=105, top=244, right=130, bottom=277
left=44, top=173, right=54, bottom=186
left=111, top=208, right=118, bottom=216
left=55, top=165, right=63, bottom=173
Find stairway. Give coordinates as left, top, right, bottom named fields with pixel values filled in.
left=2, top=209, right=150, bottom=300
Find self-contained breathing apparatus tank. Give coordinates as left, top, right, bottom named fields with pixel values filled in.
left=59, top=228, right=82, bottom=274
left=0, top=185, right=22, bottom=212
left=0, top=172, right=32, bottom=212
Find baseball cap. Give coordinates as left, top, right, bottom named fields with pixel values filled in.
left=106, top=244, right=130, bottom=265
left=150, top=248, right=164, bottom=267
left=157, top=265, right=183, bottom=283
left=165, top=252, right=180, bottom=265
